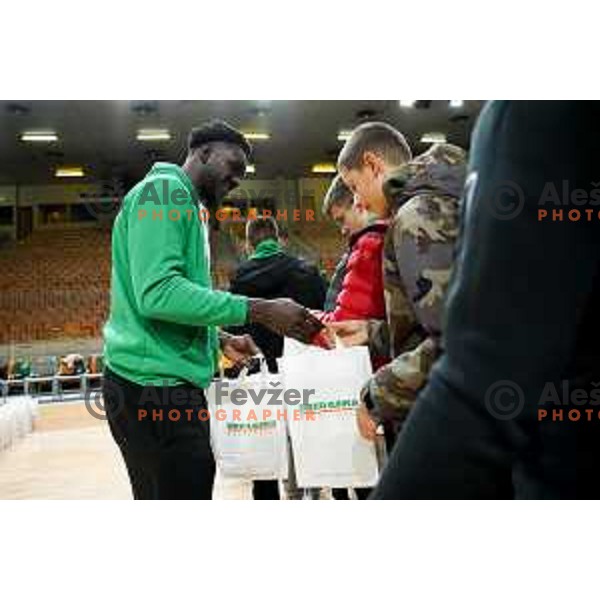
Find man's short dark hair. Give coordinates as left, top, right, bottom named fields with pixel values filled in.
left=188, top=119, right=252, bottom=158
left=247, top=216, right=279, bottom=248
left=322, top=174, right=353, bottom=216
left=337, top=121, right=412, bottom=170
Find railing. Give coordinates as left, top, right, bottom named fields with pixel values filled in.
left=0, top=372, right=103, bottom=404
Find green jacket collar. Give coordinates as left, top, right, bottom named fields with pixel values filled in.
left=249, top=238, right=282, bottom=260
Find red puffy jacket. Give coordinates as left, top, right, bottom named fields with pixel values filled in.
left=323, top=221, right=387, bottom=322
left=314, top=222, right=389, bottom=367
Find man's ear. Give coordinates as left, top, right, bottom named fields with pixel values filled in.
left=196, top=145, right=211, bottom=164
left=362, top=151, right=379, bottom=173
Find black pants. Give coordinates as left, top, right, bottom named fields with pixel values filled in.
left=103, top=367, right=215, bottom=500
left=252, top=480, right=280, bottom=500
left=332, top=487, right=371, bottom=500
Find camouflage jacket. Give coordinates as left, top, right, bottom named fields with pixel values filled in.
left=366, top=143, right=467, bottom=423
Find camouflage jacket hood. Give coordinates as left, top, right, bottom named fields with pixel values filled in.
left=383, top=143, right=467, bottom=213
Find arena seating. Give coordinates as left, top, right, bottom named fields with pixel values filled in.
left=0, top=222, right=342, bottom=347
left=0, top=228, right=111, bottom=344
left=288, top=225, right=343, bottom=278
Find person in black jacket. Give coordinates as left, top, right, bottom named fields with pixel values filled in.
left=230, top=217, right=327, bottom=373
left=228, top=216, right=327, bottom=499
left=371, top=101, right=600, bottom=499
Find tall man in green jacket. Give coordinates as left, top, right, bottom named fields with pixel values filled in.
left=103, top=120, right=323, bottom=500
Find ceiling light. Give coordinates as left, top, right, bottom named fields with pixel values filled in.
left=449, top=100, right=464, bottom=108
left=55, top=167, right=85, bottom=178
left=243, top=132, right=270, bottom=141
left=136, top=129, right=171, bottom=141
left=420, top=132, right=447, bottom=144
left=337, top=130, right=353, bottom=142
left=246, top=165, right=255, bottom=174
left=21, top=131, right=58, bottom=142
left=311, top=163, right=337, bottom=174
left=399, top=100, right=416, bottom=107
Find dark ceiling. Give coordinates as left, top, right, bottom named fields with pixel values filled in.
left=0, top=100, right=484, bottom=185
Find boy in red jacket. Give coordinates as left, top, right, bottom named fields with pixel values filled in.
left=317, top=175, right=389, bottom=500
left=316, top=175, right=388, bottom=369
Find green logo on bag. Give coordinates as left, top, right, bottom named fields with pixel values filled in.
left=300, top=398, right=358, bottom=414
left=226, top=420, right=278, bottom=435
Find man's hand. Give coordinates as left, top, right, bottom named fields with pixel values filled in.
left=328, top=320, right=369, bottom=347
left=248, top=298, right=324, bottom=344
left=356, top=402, right=378, bottom=441
left=219, top=332, right=259, bottom=367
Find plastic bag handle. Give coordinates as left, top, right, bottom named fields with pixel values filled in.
left=234, top=353, right=267, bottom=386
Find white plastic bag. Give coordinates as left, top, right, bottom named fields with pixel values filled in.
left=206, top=365, right=288, bottom=481
left=0, top=395, right=36, bottom=453
left=0, top=402, right=13, bottom=451
left=281, top=340, right=379, bottom=488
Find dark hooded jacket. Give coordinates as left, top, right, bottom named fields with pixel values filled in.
left=229, top=244, right=327, bottom=372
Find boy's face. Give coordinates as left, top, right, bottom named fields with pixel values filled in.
left=329, top=203, right=368, bottom=239
left=339, top=152, right=389, bottom=219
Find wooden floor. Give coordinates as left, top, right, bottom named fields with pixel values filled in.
left=0, top=401, right=253, bottom=500
left=0, top=402, right=131, bottom=499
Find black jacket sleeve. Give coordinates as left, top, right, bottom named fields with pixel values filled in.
left=373, top=101, right=600, bottom=499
